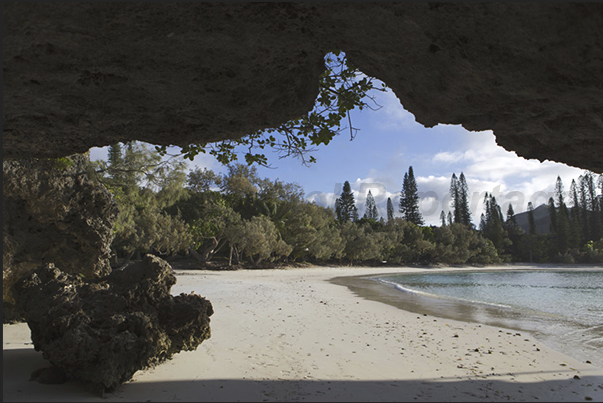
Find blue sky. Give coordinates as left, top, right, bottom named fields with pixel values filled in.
left=90, top=84, right=587, bottom=226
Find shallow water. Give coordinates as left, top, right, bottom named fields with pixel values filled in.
left=333, top=266, right=603, bottom=368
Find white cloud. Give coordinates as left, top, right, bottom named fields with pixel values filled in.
left=432, top=151, right=464, bottom=163
left=423, top=129, right=586, bottom=216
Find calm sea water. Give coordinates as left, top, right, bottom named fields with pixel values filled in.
left=371, top=268, right=603, bottom=367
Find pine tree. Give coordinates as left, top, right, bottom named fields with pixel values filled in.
left=450, top=173, right=460, bottom=223
left=450, top=172, right=471, bottom=226
left=548, top=197, right=557, bottom=234
left=386, top=197, right=395, bottom=223
left=335, top=181, right=358, bottom=223
left=527, top=202, right=537, bottom=235
left=447, top=211, right=453, bottom=226
left=479, top=213, right=486, bottom=232
left=107, top=143, right=125, bottom=184
left=583, top=172, right=601, bottom=241
left=363, top=190, right=379, bottom=220
left=553, top=176, right=571, bottom=252
left=458, top=173, right=472, bottom=226
left=399, top=166, right=424, bottom=225
left=569, top=179, right=582, bottom=247
left=482, top=193, right=506, bottom=254
left=506, top=204, right=516, bottom=226
left=440, top=210, right=446, bottom=227
left=555, top=176, right=565, bottom=208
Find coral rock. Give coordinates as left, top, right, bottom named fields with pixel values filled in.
left=12, top=255, right=213, bottom=391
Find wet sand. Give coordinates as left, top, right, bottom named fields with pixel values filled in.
left=4, top=265, right=603, bottom=402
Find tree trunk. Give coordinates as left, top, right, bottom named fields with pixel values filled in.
left=202, top=237, right=219, bottom=262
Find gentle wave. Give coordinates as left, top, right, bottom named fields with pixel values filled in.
left=374, top=278, right=514, bottom=309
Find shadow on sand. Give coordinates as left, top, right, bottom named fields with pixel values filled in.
left=4, top=348, right=602, bottom=402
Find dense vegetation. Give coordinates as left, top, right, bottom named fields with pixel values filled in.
left=87, top=52, right=603, bottom=268
left=91, top=144, right=603, bottom=268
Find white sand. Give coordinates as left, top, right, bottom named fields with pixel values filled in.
left=4, top=265, right=603, bottom=402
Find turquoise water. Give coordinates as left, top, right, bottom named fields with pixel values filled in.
left=372, top=268, right=603, bottom=367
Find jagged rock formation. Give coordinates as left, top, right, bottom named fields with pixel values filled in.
left=3, top=3, right=603, bottom=172
left=12, top=255, right=213, bottom=391
left=3, top=154, right=118, bottom=322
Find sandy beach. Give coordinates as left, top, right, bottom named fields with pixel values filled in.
left=4, top=265, right=603, bottom=402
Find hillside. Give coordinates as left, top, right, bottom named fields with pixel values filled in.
left=513, top=203, right=551, bottom=235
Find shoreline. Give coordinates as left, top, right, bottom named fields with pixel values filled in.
left=4, top=265, right=603, bottom=402
left=331, top=266, right=603, bottom=369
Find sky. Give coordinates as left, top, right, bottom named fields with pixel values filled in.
left=89, top=83, right=589, bottom=227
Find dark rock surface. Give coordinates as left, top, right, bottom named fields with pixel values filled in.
left=3, top=154, right=118, bottom=322
left=4, top=3, right=603, bottom=172
left=12, top=254, right=213, bottom=391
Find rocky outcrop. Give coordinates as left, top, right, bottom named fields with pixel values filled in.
left=3, top=154, right=118, bottom=322
left=3, top=3, right=603, bottom=172
left=12, top=255, right=213, bottom=392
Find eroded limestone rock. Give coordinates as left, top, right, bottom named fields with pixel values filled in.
left=12, top=255, right=213, bottom=391
left=2, top=154, right=118, bottom=322
left=4, top=3, right=603, bottom=172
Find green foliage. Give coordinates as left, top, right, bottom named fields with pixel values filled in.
left=95, top=141, right=192, bottom=262
left=230, top=216, right=292, bottom=265
left=335, top=181, right=358, bottom=223
left=94, top=140, right=603, bottom=267
left=480, top=193, right=511, bottom=257
left=363, top=190, right=379, bottom=220
left=52, top=156, right=75, bottom=170
left=339, top=221, right=381, bottom=263
left=399, top=166, right=423, bottom=225
left=387, top=197, right=395, bottom=223
left=155, top=51, right=387, bottom=167
left=450, top=172, right=471, bottom=227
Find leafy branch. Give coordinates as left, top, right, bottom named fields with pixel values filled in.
left=156, top=51, right=387, bottom=167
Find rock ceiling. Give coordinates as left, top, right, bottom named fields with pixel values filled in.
left=4, top=3, right=603, bottom=172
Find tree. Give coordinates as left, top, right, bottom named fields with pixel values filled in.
left=107, top=143, right=126, bottom=186
left=450, top=172, right=471, bottom=226
left=95, top=141, right=192, bottom=265
left=187, top=167, right=219, bottom=193
left=219, top=163, right=260, bottom=198
left=548, top=196, right=558, bottom=233
left=440, top=210, right=446, bottom=227
left=569, top=179, right=582, bottom=242
left=554, top=176, right=565, bottom=209
left=339, top=221, right=381, bottom=264
left=458, top=173, right=472, bottom=226
left=527, top=202, right=537, bottom=236
left=506, top=204, right=517, bottom=226
left=335, top=181, right=358, bottom=223
left=399, top=166, right=424, bottom=225
left=481, top=193, right=509, bottom=258
left=386, top=197, right=395, bottom=223
left=503, top=204, right=528, bottom=262
left=363, top=190, right=379, bottom=220
left=280, top=202, right=343, bottom=262
left=187, top=200, right=242, bottom=263
left=232, top=216, right=292, bottom=265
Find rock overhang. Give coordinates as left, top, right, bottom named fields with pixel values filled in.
left=3, top=2, right=603, bottom=172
